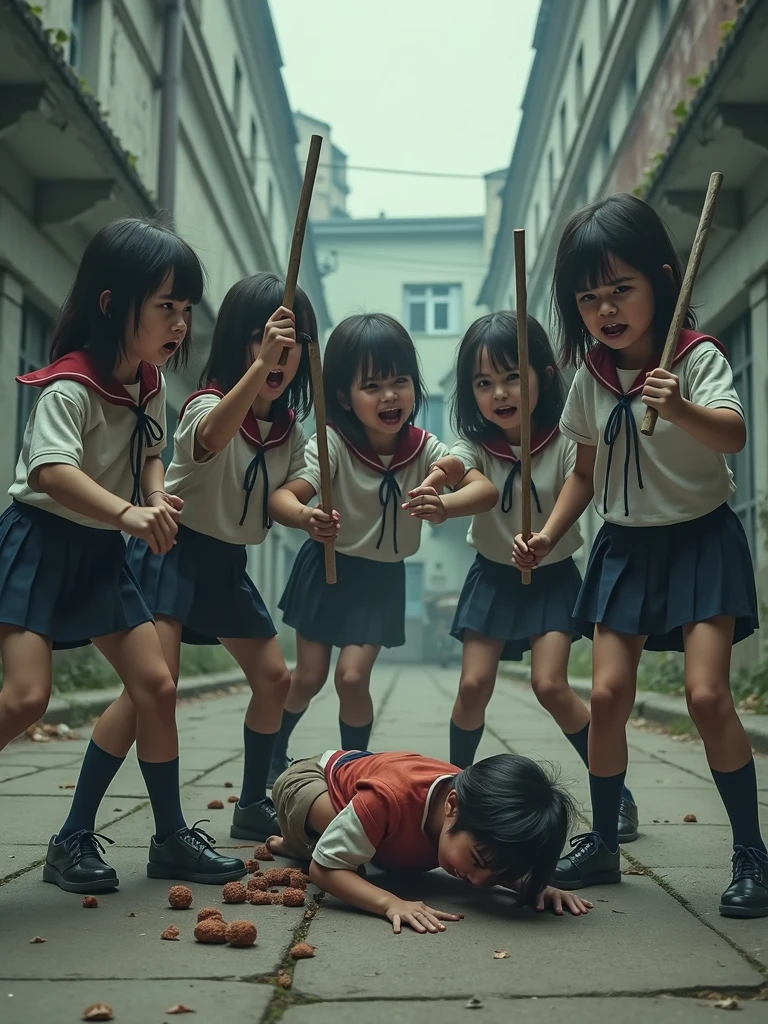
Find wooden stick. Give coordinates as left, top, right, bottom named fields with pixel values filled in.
left=278, top=134, right=323, bottom=366
left=514, top=229, right=532, bottom=586
left=307, top=339, right=336, bottom=584
left=640, top=171, right=723, bottom=436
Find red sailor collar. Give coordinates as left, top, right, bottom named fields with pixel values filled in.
left=16, top=351, right=161, bottom=408
left=481, top=424, right=559, bottom=464
left=584, top=329, right=727, bottom=398
left=329, top=424, right=429, bottom=474
left=180, top=385, right=295, bottom=450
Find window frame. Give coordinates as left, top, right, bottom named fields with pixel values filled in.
left=404, top=284, right=462, bottom=336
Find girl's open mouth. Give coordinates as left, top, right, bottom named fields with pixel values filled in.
left=266, top=369, right=284, bottom=390
left=162, top=340, right=179, bottom=354
left=494, top=405, right=517, bottom=419
left=378, top=407, right=401, bottom=425
left=602, top=323, right=628, bottom=339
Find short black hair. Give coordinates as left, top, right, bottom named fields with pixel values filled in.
left=450, top=753, right=574, bottom=907
left=199, top=272, right=315, bottom=420
left=50, top=216, right=204, bottom=379
left=552, top=193, right=695, bottom=367
left=451, top=310, right=565, bottom=442
left=323, top=313, right=426, bottom=448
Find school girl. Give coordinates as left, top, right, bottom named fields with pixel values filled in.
left=515, top=194, right=766, bottom=918
left=0, top=219, right=244, bottom=893
left=53, top=273, right=315, bottom=847
left=266, top=313, right=498, bottom=778
left=431, top=310, right=638, bottom=842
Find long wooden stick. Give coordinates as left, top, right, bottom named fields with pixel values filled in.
left=278, top=134, right=323, bottom=366
left=307, top=339, right=336, bottom=584
left=514, top=229, right=532, bottom=586
left=640, top=171, right=723, bottom=436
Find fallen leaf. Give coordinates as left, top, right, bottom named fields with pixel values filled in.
left=30, top=936, right=46, bottom=943
left=492, top=949, right=509, bottom=959
left=683, top=814, right=697, bottom=823
left=58, top=783, right=75, bottom=790
left=166, top=1005, right=195, bottom=1014
left=276, top=972, right=291, bottom=989
left=82, top=1005, right=114, bottom=1021
left=465, top=997, right=483, bottom=1009
left=624, top=867, right=647, bottom=876
left=611, top=909, right=626, bottom=914
left=713, top=998, right=741, bottom=1011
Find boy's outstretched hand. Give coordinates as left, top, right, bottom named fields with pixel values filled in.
left=384, top=897, right=464, bottom=934
left=536, top=886, right=593, bottom=916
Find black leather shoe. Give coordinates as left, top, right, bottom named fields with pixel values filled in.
left=43, top=831, right=119, bottom=893
left=147, top=820, right=246, bottom=884
left=267, top=754, right=292, bottom=789
left=554, top=832, right=622, bottom=890
left=618, top=797, right=639, bottom=844
left=719, top=847, right=768, bottom=918
left=230, top=797, right=282, bottom=841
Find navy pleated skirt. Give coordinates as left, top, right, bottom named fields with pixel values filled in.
left=0, top=500, right=152, bottom=650
left=451, top=553, right=583, bottom=661
left=573, top=503, right=758, bottom=651
left=126, top=523, right=276, bottom=646
left=279, top=539, right=405, bottom=648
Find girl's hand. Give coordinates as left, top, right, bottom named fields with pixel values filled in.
left=513, top=532, right=552, bottom=569
left=119, top=505, right=178, bottom=555
left=403, top=486, right=446, bottom=524
left=536, top=886, right=593, bottom=917
left=146, top=490, right=183, bottom=523
left=301, top=506, right=340, bottom=543
left=642, top=368, right=683, bottom=422
left=384, top=897, right=464, bottom=934
left=260, top=306, right=296, bottom=365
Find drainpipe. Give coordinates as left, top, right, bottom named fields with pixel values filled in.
left=158, top=0, right=184, bottom=219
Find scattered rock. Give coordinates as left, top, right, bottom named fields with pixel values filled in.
left=465, top=997, right=483, bottom=1010
left=161, top=925, right=180, bottom=941
left=253, top=844, right=273, bottom=861
left=224, top=781, right=233, bottom=788
left=683, top=813, right=698, bottom=823
left=492, top=949, right=509, bottom=959
left=30, top=936, right=46, bottom=944
left=276, top=971, right=291, bottom=989
left=222, top=881, right=247, bottom=904
left=82, top=1005, right=114, bottom=1022
left=247, top=875, right=268, bottom=891
left=282, top=887, right=306, bottom=907
left=196, top=908, right=224, bottom=923
left=207, top=799, right=224, bottom=810
left=226, top=920, right=257, bottom=947
left=290, top=942, right=315, bottom=959
left=168, top=885, right=193, bottom=909
left=269, top=892, right=283, bottom=905
left=288, top=869, right=308, bottom=890
left=624, top=867, right=647, bottom=876
left=227, top=795, right=239, bottom=803
left=193, top=918, right=228, bottom=944
left=58, top=783, right=75, bottom=790
left=264, top=867, right=291, bottom=886
left=713, top=998, right=741, bottom=1011
left=166, top=1006, right=195, bottom=1015
left=245, top=859, right=260, bottom=873
left=248, top=891, right=271, bottom=906
left=82, top=896, right=99, bottom=909
left=128, top=912, right=137, bottom=918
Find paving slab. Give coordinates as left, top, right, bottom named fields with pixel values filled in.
left=625, top=824, right=742, bottom=869
left=281, top=998, right=768, bottom=1024
left=0, top=796, right=140, bottom=845
left=0, top=845, right=48, bottom=882
left=0, top=763, right=202, bottom=797
left=0, top=847, right=300, bottom=980
left=1, top=979, right=273, bottom=1024
left=293, top=870, right=761, bottom=998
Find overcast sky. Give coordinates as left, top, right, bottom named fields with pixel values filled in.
left=271, top=0, right=540, bottom=219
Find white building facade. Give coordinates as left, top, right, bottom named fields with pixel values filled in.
left=0, top=0, right=330, bottom=618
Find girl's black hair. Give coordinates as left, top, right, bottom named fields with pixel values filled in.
left=50, top=217, right=204, bottom=379
left=451, top=310, right=565, bottom=442
left=323, top=313, right=426, bottom=447
left=553, top=193, right=696, bottom=367
left=200, top=273, right=315, bottom=421
left=450, top=753, right=575, bottom=908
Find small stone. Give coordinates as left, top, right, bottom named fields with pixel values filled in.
left=492, top=949, right=509, bottom=959
left=82, top=896, right=99, bottom=908
left=207, top=799, right=224, bottom=810
left=166, top=1005, right=195, bottom=1015
left=168, top=885, right=193, bottom=909
left=276, top=971, right=291, bottom=989
left=196, top=907, right=224, bottom=922
left=82, top=1005, right=114, bottom=1022
left=713, top=997, right=741, bottom=1011
left=225, top=919, right=257, bottom=947
left=683, top=813, right=698, bottom=823
left=290, top=942, right=315, bottom=959
left=161, top=925, right=180, bottom=940
left=466, top=997, right=483, bottom=1009
left=227, top=795, right=239, bottom=803
left=193, top=918, right=228, bottom=944
left=224, top=781, right=233, bottom=788
left=30, top=936, right=46, bottom=943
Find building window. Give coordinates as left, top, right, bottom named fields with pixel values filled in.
left=559, top=101, right=567, bottom=166
left=404, top=285, right=461, bottom=335
left=601, top=127, right=611, bottom=175
left=725, top=314, right=755, bottom=555
left=575, top=45, right=585, bottom=113
left=547, top=150, right=556, bottom=207
left=233, top=57, right=242, bottom=128
left=267, top=179, right=274, bottom=228
left=16, top=301, right=52, bottom=453
left=625, top=58, right=637, bottom=114
left=599, top=0, right=609, bottom=45
left=249, top=119, right=258, bottom=183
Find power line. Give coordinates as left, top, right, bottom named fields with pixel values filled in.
left=254, top=156, right=491, bottom=180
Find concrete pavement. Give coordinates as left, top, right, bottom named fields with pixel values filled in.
left=1, top=665, right=767, bottom=1023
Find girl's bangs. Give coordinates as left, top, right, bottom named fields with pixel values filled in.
left=564, top=219, right=621, bottom=294
left=357, top=326, right=418, bottom=382
left=478, top=337, right=519, bottom=375
left=159, top=232, right=205, bottom=305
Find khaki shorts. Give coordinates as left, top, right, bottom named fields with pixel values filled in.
left=271, top=753, right=329, bottom=859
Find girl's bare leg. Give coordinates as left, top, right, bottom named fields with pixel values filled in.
left=450, top=632, right=504, bottom=767
left=529, top=631, right=589, bottom=734
left=0, top=627, right=52, bottom=751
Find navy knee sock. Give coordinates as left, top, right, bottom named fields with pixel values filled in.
left=565, top=722, right=633, bottom=803
left=589, top=770, right=626, bottom=852
left=239, top=725, right=278, bottom=807
left=273, top=709, right=305, bottom=762
left=339, top=719, right=372, bottom=751
left=449, top=720, right=484, bottom=769
left=711, top=758, right=767, bottom=853
left=138, top=757, right=186, bottom=842
left=58, top=740, right=125, bottom=840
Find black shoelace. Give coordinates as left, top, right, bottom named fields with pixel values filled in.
left=240, top=449, right=271, bottom=529
left=63, top=829, right=114, bottom=863
left=129, top=407, right=164, bottom=505
left=566, top=831, right=601, bottom=862
left=602, top=393, right=644, bottom=517
left=501, top=461, right=542, bottom=515
left=375, top=470, right=402, bottom=554
left=176, top=819, right=217, bottom=855
left=731, top=845, right=768, bottom=881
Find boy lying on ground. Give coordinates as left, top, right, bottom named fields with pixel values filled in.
left=267, top=749, right=592, bottom=933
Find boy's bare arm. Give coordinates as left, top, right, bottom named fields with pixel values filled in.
left=308, top=861, right=463, bottom=934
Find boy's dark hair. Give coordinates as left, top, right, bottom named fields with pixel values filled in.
left=200, top=273, right=314, bottom=420
left=323, top=313, right=426, bottom=448
left=552, top=193, right=696, bottom=367
left=451, top=310, right=565, bottom=442
left=450, top=753, right=574, bottom=907
left=51, top=217, right=204, bottom=380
